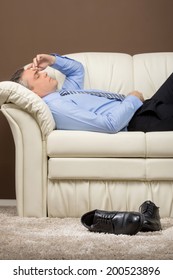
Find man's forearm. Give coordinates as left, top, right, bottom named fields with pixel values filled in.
left=51, top=54, right=84, bottom=76
left=51, top=54, right=85, bottom=90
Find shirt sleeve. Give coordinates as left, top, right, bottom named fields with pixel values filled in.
left=51, top=54, right=84, bottom=90
left=49, top=95, right=143, bottom=133
left=106, top=95, right=143, bottom=132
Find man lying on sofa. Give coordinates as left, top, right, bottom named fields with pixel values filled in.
left=11, top=53, right=173, bottom=133
left=10, top=53, right=166, bottom=235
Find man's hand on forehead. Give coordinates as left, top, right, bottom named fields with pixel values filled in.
left=26, top=54, right=56, bottom=71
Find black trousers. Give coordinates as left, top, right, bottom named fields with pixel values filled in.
left=128, top=73, right=173, bottom=132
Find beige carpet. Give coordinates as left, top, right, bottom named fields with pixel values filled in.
left=0, top=206, right=173, bottom=260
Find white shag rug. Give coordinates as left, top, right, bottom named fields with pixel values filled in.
left=0, top=207, right=173, bottom=260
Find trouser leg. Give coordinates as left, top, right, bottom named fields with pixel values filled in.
left=128, top=73, right=173, bottom=132
left=128, top=110, right=173, bottom=132
left=128, top=111, right=158, bottom=132
left=150, top=72, right=173, bottom=103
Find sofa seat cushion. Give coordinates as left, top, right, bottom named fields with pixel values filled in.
left=47, top=130, right=173, bottom=158
left=47, top=130, right=146, bottom=158
left=146, top=132, right=173, bottom=157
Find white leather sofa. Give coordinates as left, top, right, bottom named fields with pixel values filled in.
left=1, top=52, right=173, bottom=218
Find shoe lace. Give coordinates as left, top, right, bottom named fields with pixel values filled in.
left=98, top=213, right=115, bottom=225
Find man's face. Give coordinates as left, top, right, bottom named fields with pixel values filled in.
left=21, top=68, right=58, bottom=97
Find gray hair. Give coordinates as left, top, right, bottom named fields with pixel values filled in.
left=10, top=67, right=30, bottom=89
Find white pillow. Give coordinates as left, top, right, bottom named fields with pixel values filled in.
left=0, top=81, right=55, bottom=136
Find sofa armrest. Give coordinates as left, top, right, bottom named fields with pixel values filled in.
left=0, top=81, right=55, bottom=138
left=1, top=104, right=48, bottom=217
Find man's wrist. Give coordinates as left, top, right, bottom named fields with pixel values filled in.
left=49, top=54, right=56, bottom=65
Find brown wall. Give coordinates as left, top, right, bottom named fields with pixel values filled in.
left=0, top=0, right=173, bottom=199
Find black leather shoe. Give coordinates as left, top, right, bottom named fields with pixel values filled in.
left=139, top=200, right=162, bottom=232
left=81, top=209, right=144, bottom=235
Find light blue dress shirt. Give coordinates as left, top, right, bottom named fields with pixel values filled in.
left=43, top=54, right=143, bottom=133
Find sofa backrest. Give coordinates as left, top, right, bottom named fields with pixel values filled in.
left=47, top=52, right=173, bottom=99
left=67, top=52, right=134, bottom=94
left=133, top=53, right=173, bottom=99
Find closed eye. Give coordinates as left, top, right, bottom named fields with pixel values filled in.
left=34, top=71, right=40, bottom=79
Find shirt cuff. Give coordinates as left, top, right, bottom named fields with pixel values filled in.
left=50, top=53, right=65, bottom=69
left=125, top=95, right=143, bottom=110
left=50, top=53, right=76, bottom=70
